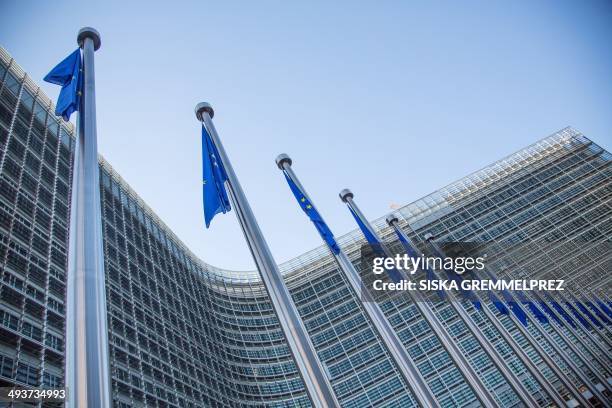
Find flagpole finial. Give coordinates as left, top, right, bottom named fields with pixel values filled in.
left=77, top=27, right=101, bottom=51
left=385, top=214, right=399, bottom=225
left=195, top=102, right=214, bottom=120
left=275, top=154, right=292, bottom=169
left=339, top=188, right=353, bottom=202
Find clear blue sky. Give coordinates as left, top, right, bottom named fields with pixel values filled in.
left=1, top=0, right=611, bottom=270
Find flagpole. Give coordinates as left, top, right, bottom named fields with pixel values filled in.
left=65, top=27, right=111, bottom=408
left=424, top=236, right=605, bottom=406
left=195, top=104, right=338, bottom=408
left=338, top=190, right=499, bottom=408
left=385, top=215, right=564, bottom=407
left=276, top=155, right=438, bottom=407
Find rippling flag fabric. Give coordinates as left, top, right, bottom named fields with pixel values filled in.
left=283, top=172, right=340, bottom=254
left=490, top=292, right=509, bottom=315
left=201, top=125, right=231, bottom=228
left=44, top=49, right=82, bottom=121
left=565, top=301, right=590, bottom=329
left=550, top=299, right=576, bottom=328
left=516, top=292, right=548, bottom=324
left=500, top=290, right=529, bottom=327
left=588, top=301, right=611, bottom=324
left=348, top=206, right=380, bottom=247
left=596, top=300, right=612, bottom=320
left=346, top=207, right=403, bottom=282
left=538, top=301, right=563, bottom=325
left=575, top=300, right=602, bottom=328
left=392, top=224, right=445, bottom=300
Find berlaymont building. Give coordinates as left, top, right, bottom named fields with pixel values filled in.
left=0, top=45, right=611, bottom=408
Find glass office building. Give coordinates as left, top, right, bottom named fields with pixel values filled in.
left=0, top=47, right=610, bottom=407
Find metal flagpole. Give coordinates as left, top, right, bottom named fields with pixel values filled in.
left=385, top=215, right=565, bottom=407
left=276, top=155, right=438, bottom=407
left=339, top=190, right=499, bottom=408
left=195, top=104, right=338, bottom=408
left=65, top=27, right=111, bottom=408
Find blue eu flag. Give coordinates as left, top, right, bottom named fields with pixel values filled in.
left=393, top=227, right=438, bottom=282
left=283, top=172, right=340, bottom=254
left=596, top=300, right=612, bottom=320
left=393, top=226, right=445, bottom=300
left=565, top=301, right=591, bottom=330
left=538, top=300, right=563, bottom=325
left=348, top=206, right=379, bottom=246
left=586, top=301, right=611, bottom=324
left=550, top=299, right=576, bottom=328
left=575, top=300, right=602, bottom=328
left=44, top=49, right=82, bottom=121
left=489, top=292, right=509, bottom=315
left=202, top=125, right=231, bottom=228
left=526, top=301, right=548, bottom=324
left=500, top=290, right=529, bottom=327
left=347, top=209, right=402, bottom=283
left=516, top=292, right=548, bottom=324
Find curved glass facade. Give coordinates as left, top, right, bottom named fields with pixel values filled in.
left=0, top=47, right=610, bottom=407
